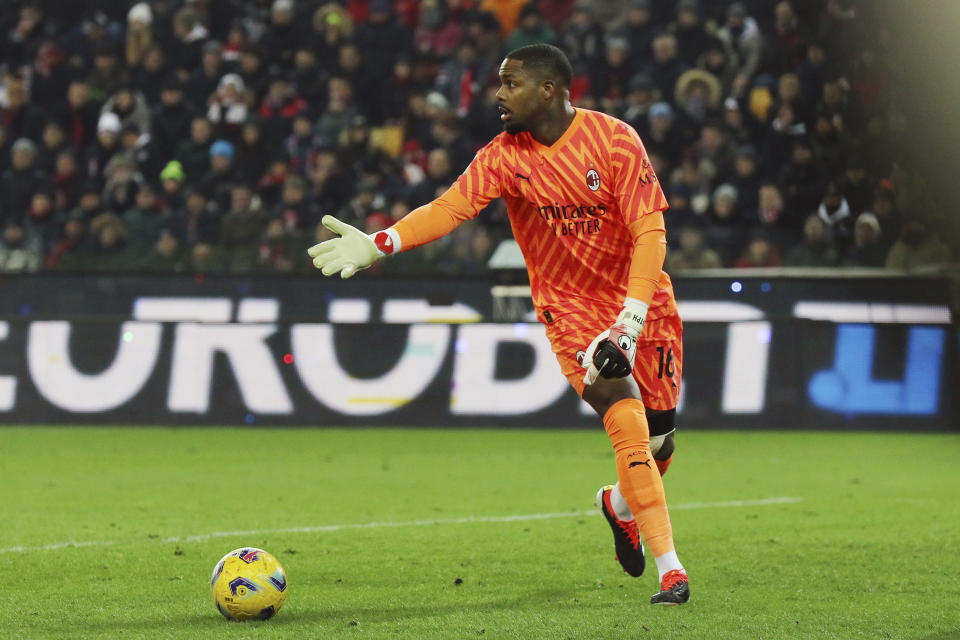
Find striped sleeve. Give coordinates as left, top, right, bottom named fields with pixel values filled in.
left=612, top=122, right=669, bottom=305
left=611, top=122, right=669, bottom=228
left=392, top=138, right=504, bottom=251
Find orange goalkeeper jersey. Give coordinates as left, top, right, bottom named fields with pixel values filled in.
left=392, top=108, right=677, bottom=323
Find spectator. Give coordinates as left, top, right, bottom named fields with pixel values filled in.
left=1, top=77, right=45, bottom=141
left=716, top=2, right=762, bottom=97
left=644, top=101, right=685, bottom=170
left=85, top=213, right=130, bottom=271
left=171, top=189, right=220, bottom=249
left=221, top=184, right=267, bottom=271
left=842, top=212, right=886, bottom=267
left=1, top=138, right=47, bottom=225
left=152, top=77, right=193, bottom=165
left=0, top=221, right=44, bottom=273
left=186, top=41, right=227, bottom=109
left=139, top=229, right=183, bottom=272
left=308, top=147, right=354, bottom=213
left=312, top=4, right=353, bottom=61
left=617, top=0, right=656, bottom=62
left=31, top=42, right=71, bottom=111
left=646, top=33, right=686, bottom=100
left=46, top=210, right=89, bottom=270
left=52, top=149, right=82, bottom=213
left=729, top=145, right=761, bottom=216
left=870, top=185, right=902, bottom=251
left=24, top=188, right=58, bottom=242
left=258, top=74, right=308, bottom=148
left=38, top=120, right=68, bottom=172
left=592, top=37, right=633, bottom=113
left=665, top=226, right=722, bottom=271
left=415, top=0, right=465, bottom=59
left=238, top=45, right=269, bottom=99
left=260, top=0, right=308, bottom=65
left=335, top=43, right=377, bottom=120
left=671, top=0, right=713, bottom=68
left=102, top=154, right=143, bottom=212
left=125, top=2, right=154, bottom=69
left=272, top=175, right=320, bottom=232
left=777, top=137, right=822, bottom=230
left=733, top=234, right=783, bottom=268
left=70, top=182, right=106, bottom=224
left=131, top=45, right=169, bottom=105
left=291, top=48, right=328, bottom=109
left=705, top=183, right=745, bottom=265
left=256, top=218, right=300, bottom=272
left=561, top=2, right=607, bottom=73
left=316, top=77, right=358, bottom=147
left=174, top=117, right=214, bottom=185
left=101, top=85, right=151, bottom=136
left=784, top=214, right=839, bottom=267
left=354, top=0, right=414, bottom=79
left=87, top=44, right=126, bottom=105
left=85, top=112, right=122, bottom=180
left=815, top=182, right=853, bottom=252
left=764, top=1, right=806, bottom=75
left=60, top=80, right=100, bottom=151
left=885, top=219, right=952, bottom=272
left=122, top=183, right=170, bottom=253
left=839, top=154, right=872, bottom=215
left=4, top=1, right=47, bottom=68
left=197, top=139, right=240, bottom=209
left=169, top=6, right=209, bottom=72
left=159, top=161, right=187, bottom=211
left=622, top=74, right=658, bottom=133
left=505, top=5, right=558, bottom=52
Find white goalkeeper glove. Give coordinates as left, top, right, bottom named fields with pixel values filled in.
left=308, top=215, right=396, bottom=279
left=581, top=298, right=649, bottom=386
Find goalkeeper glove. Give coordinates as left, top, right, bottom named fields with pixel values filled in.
left=581, top=298, right=649, bottom=386
left=307, top=215, right=395, bottom=279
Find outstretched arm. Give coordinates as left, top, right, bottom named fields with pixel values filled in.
left=309, top=141, right=504, bottom=278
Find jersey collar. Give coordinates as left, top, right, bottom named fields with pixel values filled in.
left=528, top=108, right=584, bottom=156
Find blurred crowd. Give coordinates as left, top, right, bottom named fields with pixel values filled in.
left=0, top=0, right=954, bottom=275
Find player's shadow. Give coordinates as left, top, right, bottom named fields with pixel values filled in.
left=45, top=586, right=578, bottom=635
left=270, top=587, right=576, bottom=626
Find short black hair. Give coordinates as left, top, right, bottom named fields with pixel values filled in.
left=505, top=44, right=573, bottom=89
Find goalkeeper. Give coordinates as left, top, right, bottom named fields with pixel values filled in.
left=309, top=44, right=689, bottom=606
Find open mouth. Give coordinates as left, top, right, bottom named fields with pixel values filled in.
left=498, top=105, right=512, bottom=121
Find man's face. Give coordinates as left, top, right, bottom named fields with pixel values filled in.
left=496, top=58, right=547, bottom=135
left=12, top=148, right=34, bottom=170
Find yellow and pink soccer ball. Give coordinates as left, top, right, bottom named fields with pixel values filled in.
left=210, top=547, right=287, bottom=620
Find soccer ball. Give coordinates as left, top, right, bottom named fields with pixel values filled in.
left=210, top=547, right=287, bottom=620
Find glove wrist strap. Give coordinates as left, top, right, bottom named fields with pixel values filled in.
left=371, top=228, right=401, bottom=256
left=616, top=298, right=649, bottom=336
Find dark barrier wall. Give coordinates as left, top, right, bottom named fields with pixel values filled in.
left=0, top=273, right=955, bottom=429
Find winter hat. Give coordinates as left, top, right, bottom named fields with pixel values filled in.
left=160, top=160, right=185, bottom=183
left=218, top=73, right=245, bottom=92
left=648, top=102, right=675, bottom=122
left=128, top=2, right=152, bottom=24
left=11, top=138, right=38, bottom=156
left=97, top=112, right=122, bottom=134
left=209, top=140, right=235, bottom=160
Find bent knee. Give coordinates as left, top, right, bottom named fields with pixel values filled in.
left=647, top=408, right=676, bottom=460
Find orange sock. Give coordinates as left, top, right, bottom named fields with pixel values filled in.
left=656, top=455, right=673, bottom=476
left=603, top=398, right=675, bottom=558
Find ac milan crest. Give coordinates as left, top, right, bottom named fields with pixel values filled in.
left=585, top=168, right=601, bottom=191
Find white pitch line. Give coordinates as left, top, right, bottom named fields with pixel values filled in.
left=1, top=496, right=801, bottom=554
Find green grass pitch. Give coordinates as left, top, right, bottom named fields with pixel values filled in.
left=1, top=427, right=958, bottom=639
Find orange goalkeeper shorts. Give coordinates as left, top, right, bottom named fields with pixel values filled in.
left=545, top=306, right=683, bottom=410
